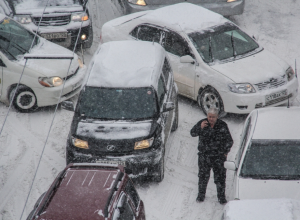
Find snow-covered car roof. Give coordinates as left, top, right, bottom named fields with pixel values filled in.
left=223, top=199, right=300, bottom=220
left=111, top=3, right=228, bottom=34
left=86, top=41, right=166, bottom=89
left=252, top=107, right=300, bottom=140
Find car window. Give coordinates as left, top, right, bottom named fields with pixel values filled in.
left=157, top=76, right=166, bottom=108
left=162, top=58, right=171, bottom=84
left=130, top=26, right=139, bottom=39
left=164, top=31, right=192, bottom=57
left=125, top=179, right=140, bottom=208
left=137, top=25, right=162, bottom=44
left=236, top=117, right=251, bottom=165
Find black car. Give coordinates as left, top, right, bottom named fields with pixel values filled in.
left=62, top=40, right=178, bottom=182
left=7, top=0, right=93, bottom=49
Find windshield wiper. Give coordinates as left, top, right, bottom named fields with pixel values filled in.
left=209, top=36, right=214, bottom=62
left=231, top=32, right=237, bottom=59
left=242, top=174, right=300, bottom=180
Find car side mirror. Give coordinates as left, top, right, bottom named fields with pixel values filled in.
left=61, top=101, right=75, bottom=111
left=180, top=55, right=195, bottom=64
left=162, top=102, right=175, bottom=113
left=224, top=161, right=237, bottom=171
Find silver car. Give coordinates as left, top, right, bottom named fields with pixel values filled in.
left=118, top=0, right=245, bottom=16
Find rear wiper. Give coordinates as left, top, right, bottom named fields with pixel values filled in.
left=231, top=32, right=237, bottom=59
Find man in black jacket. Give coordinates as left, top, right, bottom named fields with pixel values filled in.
left=191, top=107, right=233, bottom=204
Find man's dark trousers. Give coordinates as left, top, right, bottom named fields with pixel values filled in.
left=198, top=153, right=226, bottom=200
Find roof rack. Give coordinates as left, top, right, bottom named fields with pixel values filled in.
left=104, top=171, right=125, bottom=217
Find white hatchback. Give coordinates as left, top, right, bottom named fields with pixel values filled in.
left=225, top=107, right=300, bottom=200
left=101, top=3, right=299, bottom=115
left=0, top=14, right=86, bottom=112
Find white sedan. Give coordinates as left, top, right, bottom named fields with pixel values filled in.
left=101, top=3, right=299, bottom=115
left=0, top=14, right=86, bottom=112
left=225, top=107, right=300, bottom=200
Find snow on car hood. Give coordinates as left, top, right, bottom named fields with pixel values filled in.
left=76, top=120, right=152, bottom=140
left=18, top=38, right=79, bottom=78
left=14, top=0, right=83, bottom=15
left=238, top=178, right=300, bottom=200
left=210, top=49, right=289, bottom=84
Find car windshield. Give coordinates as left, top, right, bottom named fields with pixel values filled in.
left=14, top=0, right=82, bottom=8
left=0, top=17, right=38, bottom=59
left=79, top=87, right=158, bottom=120
left=188, top=23, right=259, bottom=63
left=240, top=140, right=300, bottom=179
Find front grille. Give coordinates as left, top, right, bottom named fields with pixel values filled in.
left=32, top=15, right=70, bottom=26
left=255, top=93, right=292, bottom=108
left=254, top=75, right=287, bottom=91
left=64, top=67, right=79, bottom=81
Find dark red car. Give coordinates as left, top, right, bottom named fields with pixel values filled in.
left=27, top=163, right=146, bottom=220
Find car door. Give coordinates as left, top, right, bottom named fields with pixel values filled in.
left=162, top=30, right=196, bottom=98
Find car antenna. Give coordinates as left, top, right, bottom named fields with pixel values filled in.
left=231, top=32, right=237, bottom=59
left=209, top=36, right=214, bottom=62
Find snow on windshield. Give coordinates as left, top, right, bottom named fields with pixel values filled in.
left=14, top=0, right=81, bottom=9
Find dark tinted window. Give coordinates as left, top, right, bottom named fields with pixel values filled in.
left=130, top=26, right=139, bottom=38
left=241, top=140, right=300, bottom=179
left=164, top=31, right=191, bottom=57
left=138, top=25, right=161, bottom=43
left=0, top=18, right=38, bottom=59
left=188, top=23, right=259, bottom=63
left=120, top=199, right=134, bottom=220
left=125, top=180, right=140, bottom=208
left=79, top=87, right=158, bottom=120
left=157, top=77, right=166, bottom=107
left=162, top=58, right=171, bottom=84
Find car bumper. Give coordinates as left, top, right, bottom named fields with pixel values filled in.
left=67, top=145, right=163, bottom=177
left=222, top=78, right=299, bottom=114
left=124, top=0, right=245, bottom=16
left=33, top=66, right=86, bottom=107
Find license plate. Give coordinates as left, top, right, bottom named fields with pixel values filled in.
left=96, top=160, right=126, bottom=167
left=41, top=32, right=67, bottom=39
left=265, top=89, right=287, bottom=102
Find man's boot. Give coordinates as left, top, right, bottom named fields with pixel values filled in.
left=216, top=183, right=227, bottom=204
left=197, top=183, right=207, bottom=202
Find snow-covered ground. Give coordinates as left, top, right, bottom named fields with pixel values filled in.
left=1, top=0, right=300, bottom=219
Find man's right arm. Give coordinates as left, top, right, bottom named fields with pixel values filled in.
left=190, top=120, right=204, bottom=137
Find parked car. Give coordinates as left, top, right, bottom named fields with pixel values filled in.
left=0, top=14, right=86, bottom=112
left=101, top=3, right=299, bottom=116
left=225, top=107, right=300, bottom=200
left=26, top=163, right=146, bottom=220
left=9, top=0, right=93, bottom=49
left=63, top=40, right=178, bottom=182
left=218, top=199, right=300, bottom=220
left=118, top=0, right=245, bottom=16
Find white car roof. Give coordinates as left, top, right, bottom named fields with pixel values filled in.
left=86, top=41, right=166, bottom=89
left=252, top=107, right=300, bottom=140
left=123, top=3, right=228, bottom=34
left=224, top=199, right=300, bottom=220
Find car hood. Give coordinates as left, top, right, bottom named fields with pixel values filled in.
left=19, top=39, right=79, bottom=78
left=238, top=177, right=300, bottom=200
left=14, top=1, right=83, bottom=15
left=75, top=120, right=153, bottom=140
left=210, top=49, right=289, bottom=84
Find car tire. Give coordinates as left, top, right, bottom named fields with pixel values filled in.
left=153, top=156, right=164, bottom=182
left=171, top=97, right=179, bottom=132
left=10, top=85, right=38, bottom=113
left=198, top=87, right=225, bottom=116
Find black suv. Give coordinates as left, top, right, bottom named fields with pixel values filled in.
left=62, top=40, right=178, bottom=182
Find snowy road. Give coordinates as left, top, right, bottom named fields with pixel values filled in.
left=1, top=0, right=300, bottom=219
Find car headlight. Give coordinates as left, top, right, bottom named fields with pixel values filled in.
left=128, top=0, right=147, bottom=6
left=38, top=76, right=64, bottom=87
left=78, top=58, right=84, bottom=68
left=228, top=83, right=256, bottom=94
left=14, top=15, right=32, bottom=24
left=72, top=137, right=89, bottom=149
left=71, top=12, right=89, bottom=22
left=134, top=137, right=154, bottom=150
left=286, top=67, right=295, bottom=81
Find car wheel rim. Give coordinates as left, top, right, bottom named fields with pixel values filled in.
left=16, top=91, right=36, bottom=109
left=202, top=92, right=220, bottom=113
